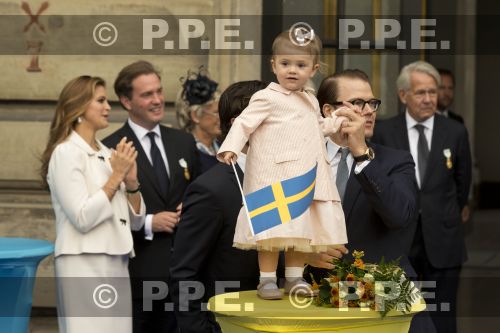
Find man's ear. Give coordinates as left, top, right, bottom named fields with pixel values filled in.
left=120, top=96, right=132, bottom=111
left=398, top=89, right=407, bottom=104
left=322, top=103, right=333, bottom=117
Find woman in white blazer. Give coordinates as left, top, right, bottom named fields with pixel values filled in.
left=40, top=76, right=145, bottom=333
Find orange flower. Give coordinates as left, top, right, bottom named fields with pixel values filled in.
left=330, top=286, right=339, bottom=297
left=328, top=275, right=340, bottom=283
left=354, top=258, right=365, bottom=269
left=346, top=273, right=355, bottom=282
left=311, top=280, right=319, bottom=290
left=345, top=273, right=356, bottom=286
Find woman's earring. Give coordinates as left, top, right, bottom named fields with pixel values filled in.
left=77, top=117, right=82, bottom=123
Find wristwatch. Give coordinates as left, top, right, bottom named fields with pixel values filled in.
left=353, top=147, right=375, bottom=162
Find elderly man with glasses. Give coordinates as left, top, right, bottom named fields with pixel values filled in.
left=372, top=61, right=471, bottom=333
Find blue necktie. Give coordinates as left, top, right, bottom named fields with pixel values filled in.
left=147, top=132, right=170, bottom=195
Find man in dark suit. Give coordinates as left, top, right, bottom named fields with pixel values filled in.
left=438, top=68, right=473, bottom=224
left=170, top=81, right=267, bottom=333
left=310, top=69, right=436, bottom=333
left=309, top=69, right=419, bottom=273
left=437, top=68, right=464, bottom=124
left=372, top=61, right=472, bottom=333
left=103, top=61, right=200, bottom=333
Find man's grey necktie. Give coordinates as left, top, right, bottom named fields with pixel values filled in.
left=414, top=124, right=429, bottom=185
left=336, top=147, right=350, bottom=201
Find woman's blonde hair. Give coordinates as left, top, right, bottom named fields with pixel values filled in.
left=175, top=67, right=220, bottom=132
left=40, top=75, right=106, bottom=189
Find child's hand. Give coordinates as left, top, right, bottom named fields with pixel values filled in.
left=221, top=151, right=237, bottom=165
left=331, top=109, right=349, bottom=132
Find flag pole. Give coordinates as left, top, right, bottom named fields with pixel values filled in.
left=230, top=161, right=255, bottom=236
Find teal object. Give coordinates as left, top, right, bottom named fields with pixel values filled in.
left=0, top=238, right=54, bottom=333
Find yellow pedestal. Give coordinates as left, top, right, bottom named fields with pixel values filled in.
left=208, top=290, right=425, bottom=333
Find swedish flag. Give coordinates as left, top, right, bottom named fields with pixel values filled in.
left=245, top=164, right=317, bottom=235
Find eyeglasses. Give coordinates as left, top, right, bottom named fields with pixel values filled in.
left=202, top=110, right=219, bottom=118
left=332, top=99, right=381, bottom=112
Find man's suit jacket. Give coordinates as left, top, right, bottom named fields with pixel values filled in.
left=343, top=142, right=419, bottom=274
left=447, top=110, right=464, bottom=124
left=307, top=142, right=418, bottom=282
left=103, top=122, right=200, bottom=290
left=372, top=113, right=472, bottom=269
left=170, top=163, right=259, bottom=333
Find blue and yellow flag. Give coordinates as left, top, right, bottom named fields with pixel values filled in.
left=244, top=164, right=317, bottom=235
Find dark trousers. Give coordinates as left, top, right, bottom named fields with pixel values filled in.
left=410, top=221, right=461, bottom=333
left=132, top=296, right=178, bottom=333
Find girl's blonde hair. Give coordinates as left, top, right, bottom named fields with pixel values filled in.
left=272, top=30, right=322, bottom=64
left=40, top=75, right=106, bottom=189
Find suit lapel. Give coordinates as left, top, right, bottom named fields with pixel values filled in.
left=423, top=116, right=446, bottom=188
left=161, top=126, right=182, bottom=197
left=397, top=113, right=411, bottom=151
left=123, top=123, right=165, bottom=200
left=342, top=161, right=362, bottom=221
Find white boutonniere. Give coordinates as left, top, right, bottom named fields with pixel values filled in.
left=179, top=158, right=190, bottom=180
left=443, top=149, right=452, bottom=169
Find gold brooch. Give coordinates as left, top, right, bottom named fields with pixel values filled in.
left=443, top=149, right=452, bottom=169
left=179, top=158, right=190, bottom=180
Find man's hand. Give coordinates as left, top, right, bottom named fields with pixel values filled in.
left=305, top=245, right=349, bottom=269
left=334, top=104, right=368, bottom=157
left=152, top=211, right=180, bottom=233
left=462, top=204, right=471, bottom=223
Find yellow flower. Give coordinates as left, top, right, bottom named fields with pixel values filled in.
left=352, top=250, right=365, bottom=259
left=346, top=273, right=355, bottom=282
left=354, top=258, right=365, bottom=269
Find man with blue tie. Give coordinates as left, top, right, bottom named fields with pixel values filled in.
left=372, top=61, right=472, bottom=333
left=103, top=61, right=200, bottom=333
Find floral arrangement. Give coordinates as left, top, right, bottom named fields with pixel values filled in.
left=309, top=250, right=420, bottom=317
left=180, top=66, right=218, bottom=106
